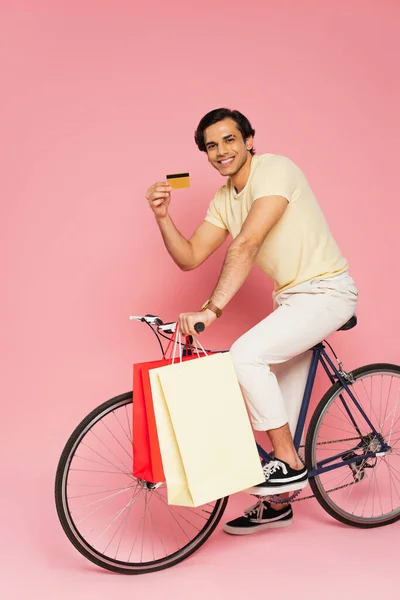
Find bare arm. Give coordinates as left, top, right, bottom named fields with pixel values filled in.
left=146, top=181, right=228, bottom=270
left=209, top=195, right=288, bottom=309
left=156, top=216, right=228, bottom=270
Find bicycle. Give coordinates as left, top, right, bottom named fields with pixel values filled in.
left=55, top=313, right=400, bottom=574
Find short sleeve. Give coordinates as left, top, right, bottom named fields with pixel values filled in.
left=204, top=192, right=228, bottom=230
left=250, top=155, right=297, bottom=203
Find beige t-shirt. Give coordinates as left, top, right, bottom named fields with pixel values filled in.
left=205, top=154, right=348, bottom=294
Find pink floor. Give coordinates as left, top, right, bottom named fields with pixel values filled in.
left=4, top=467, right=398, bottom=599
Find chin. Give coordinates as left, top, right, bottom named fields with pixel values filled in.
left=215, top=164, right=236, bottom=175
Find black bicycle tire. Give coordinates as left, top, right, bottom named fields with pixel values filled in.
left=55, top=391, right=229, bottom=574
left=305, top=362, right=400, bottom=529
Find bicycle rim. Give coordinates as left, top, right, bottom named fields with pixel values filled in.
left=307, top=364, right=400, bottom=527
left=55, top=393, right=228, bottom=573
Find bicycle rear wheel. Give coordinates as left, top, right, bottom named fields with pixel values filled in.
left=306, top=364, right=400, bottom=528
left=55, top=392, right=228, bottom=574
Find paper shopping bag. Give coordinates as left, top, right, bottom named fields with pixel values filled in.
left=133, top=353, right=209, bottom=482
left=149, top=352, right=264, bottom=507
left=133, top=360, right=166, bottom=482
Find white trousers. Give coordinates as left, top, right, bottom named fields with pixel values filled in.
left=230, top=272, right=359, bottom=434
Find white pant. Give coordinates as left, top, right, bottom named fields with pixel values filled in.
left=230, top=272, right=359, bottom=434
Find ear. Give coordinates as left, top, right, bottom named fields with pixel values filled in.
left=246, top=136, right=254, bottom=151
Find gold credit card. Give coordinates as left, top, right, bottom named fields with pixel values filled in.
left=166, top=172, right=190, bottom=189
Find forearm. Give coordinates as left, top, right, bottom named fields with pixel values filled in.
left=156, top=214, right=195, bottom=270
left=210, top=239, right=259, bottom=309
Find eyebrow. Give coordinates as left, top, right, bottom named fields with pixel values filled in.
left=205, top=134, right=236, bottom=147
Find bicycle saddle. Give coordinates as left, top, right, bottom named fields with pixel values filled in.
left=338, top=315, right=357, bottom=331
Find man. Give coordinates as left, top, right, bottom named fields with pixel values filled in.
left=145, top=108, right=358, bottom=535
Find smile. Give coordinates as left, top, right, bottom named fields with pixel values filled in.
left=218, top=157, right=235, bottom=167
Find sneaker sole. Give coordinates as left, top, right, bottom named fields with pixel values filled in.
left=223, top=518, right=293, bottom=535
left=246, top=478, right=308, bottom=496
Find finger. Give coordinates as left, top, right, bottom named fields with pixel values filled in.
left=146, top=185, right=171, bottom=200
left=186, top=318, right=196, bottom=337
left=180, top=318, right=187, bottom=337
left=181, top=316, right=190, bottom=337
left=150, top=192, right=169, bottom=202
left=150, top=197, right=168, bottom=206
left=178, top=316, right=186, bottom=336
left=151, top=199, right=164, bottom=207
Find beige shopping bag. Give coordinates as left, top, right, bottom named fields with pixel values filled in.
left=149, top=352, right=264, bottom=507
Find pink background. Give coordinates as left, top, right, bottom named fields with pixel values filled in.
left=2, top=1, right=399, bottom=597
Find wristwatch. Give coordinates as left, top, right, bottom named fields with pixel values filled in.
left=201, top=299, right=223, bottom=318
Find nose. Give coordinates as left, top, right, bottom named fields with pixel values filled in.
left=217, top=141, right=229, bottom=157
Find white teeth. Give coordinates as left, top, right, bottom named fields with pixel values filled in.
left=220, top=158, right=233, bottom=164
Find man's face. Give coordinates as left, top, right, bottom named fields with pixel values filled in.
left=203, top=118, right=253, bottom=176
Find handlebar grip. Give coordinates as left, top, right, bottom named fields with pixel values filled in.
left=194, top=322, right=205, bottom=334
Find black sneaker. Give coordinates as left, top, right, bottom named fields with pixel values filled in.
left=223, top=500, right=293, bottom=535
left=246, top=459, right=308, bottom=495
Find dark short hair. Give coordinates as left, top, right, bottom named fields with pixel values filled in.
left=194, top=108, right=256, bottom=155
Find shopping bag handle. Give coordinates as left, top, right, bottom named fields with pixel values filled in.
left=171, top=327, right=208, bottom=363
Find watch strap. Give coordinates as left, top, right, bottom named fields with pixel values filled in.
left=201, top=300, right=223, bottom=318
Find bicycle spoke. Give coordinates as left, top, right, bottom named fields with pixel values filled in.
left=57, top=395, right=227, bottom=573
left=324, top=409, right=360, bottom=430
left=320, top=422, right=358, bottom=435
left=152, top=491, right=203, bottom=532
left=140, top=493, right=148, bottom=562
left=148, top=494, right=156, bottom=562
left=73, top=453, right=123, bottom=470
left=151, top=492, right=197, bottom=539
left=89, top=429, right=131, bottom=472
left=114, top=493, right=135, bottom=560
left=311, top=368, right=400, bottom=524
left=71, top=483, right=137, bottom=514
left=100, top=418, right=132, bottom=462
left=383, top=459, right=400, bottom=500
left=383, top=458, right=400, bottom=507
left=382, top=376, right=394, bottom=430
left=69, top=486, right=137, bottom=500
left=96, top=487, right=143, bottom=549
left=102, top=490, right=140, bottom=554
left=388, top=390, right=400, bottom=445
left=374, top=460, right=384, bottom=516
left=361, top=377, right=381, bottom=426
left=114, top=407, right=132, bottom=446
left=79, top=441, right=130, bottom=475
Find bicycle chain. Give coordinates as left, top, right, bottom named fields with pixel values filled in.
left=263, top=435, right=364, bottom=504
left=265, top=480, right=358, bottom=504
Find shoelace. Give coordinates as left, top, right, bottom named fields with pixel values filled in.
left=244, top=500, right=267, bottom=521
left=262, top=459, right=288, bottom=480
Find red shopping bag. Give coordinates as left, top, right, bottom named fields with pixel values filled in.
left=133, top=335, right=208, bottom=482
left=133, top=358, right=168, bottom=482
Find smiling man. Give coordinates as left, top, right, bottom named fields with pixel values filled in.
left=145, top=108, right=358, bottom=535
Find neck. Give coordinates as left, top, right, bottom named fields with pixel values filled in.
left=230, top=153, right=253, bottom=193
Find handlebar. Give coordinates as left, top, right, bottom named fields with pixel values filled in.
left=129, top=315, right=205, bottom=334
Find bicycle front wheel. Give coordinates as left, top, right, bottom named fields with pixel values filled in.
left=306, top=363, right=400, bottom=528
left=55, top=392, right=228, bottom=574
